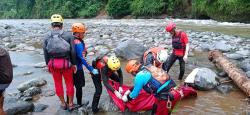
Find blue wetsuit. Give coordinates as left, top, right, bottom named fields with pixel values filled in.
left=129, top=70, right=151, bottom=99
left=74, top=39, right=94, bottom=72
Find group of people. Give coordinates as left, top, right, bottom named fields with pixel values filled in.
left=42, top=14, right=192, bottom=114
left=0, top=13, right=192, bottom=115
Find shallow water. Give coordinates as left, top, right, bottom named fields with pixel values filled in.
left=6, top=51, right=249, bottom=115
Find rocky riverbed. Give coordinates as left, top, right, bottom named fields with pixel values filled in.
left=0, top=19, right=250, bottom=114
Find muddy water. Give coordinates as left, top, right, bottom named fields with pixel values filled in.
left=7, top=51, right=249, bottom=115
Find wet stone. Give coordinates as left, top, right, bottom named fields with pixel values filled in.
left=216, top=84, right=233, bottom=94
left=34, top=104, right=48, bottom=112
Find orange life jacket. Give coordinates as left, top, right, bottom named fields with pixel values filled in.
left=143, top=47, right=164, bottom=66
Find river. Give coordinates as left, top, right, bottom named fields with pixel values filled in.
left=2, top=19, right=250, bottom=115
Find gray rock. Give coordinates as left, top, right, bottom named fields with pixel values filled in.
left=34, top=62, right=46, bottom=68
left=239, top=59, right=250, bottom=72
left=17, top=78, right=47, bottom=92
left=235, top=50, right=250, bottom=56
left=21, top=96, right=33, bottom=101
left=246, top=71, right=250, bottom=78
left=217, top=71, right=228, bottom=77
left=23, top=87, right=42, bottom=97
left=34, top=104, right=48, bottom=112
left=4, top=25, right=15, bottom=29
left=23, top=71, right=34, bottom=76
left=200, top=43, right=214, bottom=51
left=225, top=53, right=244, bottom=60
left=7, top=43, right=16, bottom=49
left=216, top=84, right=233, bottom=94
left=214, top=41, right=232, bottom=52
left=43, top=90, right=55, bottom=97
left=115, top=39, right=146, bottom=60
left=194, top=68, right=218, bottom=90
left=4, top=98, right=34, bottom=115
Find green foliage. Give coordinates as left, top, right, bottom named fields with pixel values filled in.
left=192, top=0, right=250, bottom=22
left=79, top=2, right=103, bottom=18
left=0, top=0, right=249, bottom=22
left=106, top=0, right=131, bottom=18
left=130, top=0, right=165, bottom=17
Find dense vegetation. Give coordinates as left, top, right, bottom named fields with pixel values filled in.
left=0, top=0, right=249, bottom=22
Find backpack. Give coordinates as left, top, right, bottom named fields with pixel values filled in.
left=46, top=30, right=70, bottom=57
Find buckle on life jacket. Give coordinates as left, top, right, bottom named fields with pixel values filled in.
left=167, top=96, right=172, bottom=109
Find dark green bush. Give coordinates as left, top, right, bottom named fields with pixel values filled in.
left=79, top=2, right=103, bottom=18
left=130, top=0, right=165, bottom=17
left=192, top=0, right=250, bottom=22
left=106, top=0, right=131, bottom=18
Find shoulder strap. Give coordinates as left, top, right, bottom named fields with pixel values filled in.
left=157, top=79, right=171, bottom=94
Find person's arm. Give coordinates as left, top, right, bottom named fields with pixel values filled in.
left=129, top=71, right=151, bottom=99
left=69, top=37, right=77, bottom=65
left=43, top=37, right=49, bottom=65
left=144, top=53, right=154, bottom=66
left=182, top=32, right=189, bottom=62
left=75, top=42, right=94, bottom=72
left=101, top=66, right=115, bottom=92
left=117, top=68, right=123, bottom=87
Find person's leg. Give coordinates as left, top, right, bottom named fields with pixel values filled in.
left=164, top=53, right=177, bottom=73
left=62, top=68, right=74, bottom=109
left=0, top=91, right=5, bottom=115
left=51, top=68, right=66, bottom=108
left=178, top=57, right=185, bottom=80
left=73, top=70, right=85, bottom=106
left=91, top=72, right=102, bottom=113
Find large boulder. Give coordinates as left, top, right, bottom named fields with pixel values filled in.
left=115, top=39, right=146, bottom=60
left=185, top=68, right=218, bottom=90
left=17, top=78, right=47, bottom=92
left=214, top=41, right=232, bottom=52
left=4, top=98, right=34, bottom=115
left=225, top=53, right=244, bottom=60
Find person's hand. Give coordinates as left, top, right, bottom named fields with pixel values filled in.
left=73, top=65, right=77, bottom=74
left=124, top=90, right=131, bottom=96
left=118, top=87, right=123, bottom=93
left=122, top=95, right=128, bottom=102
left=183, top=55, right=188, bottom=63
left=92, top=69, right=99, bottom=75
left=114, top=90, right=122, bottom=99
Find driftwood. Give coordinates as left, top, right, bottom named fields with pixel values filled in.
left=208, top=50, right=250, bottom=97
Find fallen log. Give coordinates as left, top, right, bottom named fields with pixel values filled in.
left=208, top=50, right=250, bottom=97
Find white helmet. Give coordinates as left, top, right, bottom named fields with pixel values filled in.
left=156, top=50, right=169, bottom=63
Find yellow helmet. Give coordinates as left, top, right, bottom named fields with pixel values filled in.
left=107, top=56, right=121, bottom=71
left=51, top=14, right=63, bottom=23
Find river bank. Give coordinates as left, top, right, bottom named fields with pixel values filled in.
left=0, top=19, right=250, bottom=114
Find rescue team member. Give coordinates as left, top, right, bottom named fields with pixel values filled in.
left=43, top=14, right=76, bottom=111
left=142, top=47, right=169, bottom=69
left=123, top=60, right=176, bottom=115
left=71, top=23, right=98, bottom=107
left=90, top=55, right=123, bottom=113
left=164, top=22, right=189, bottom=81
left=0, top=47, right=13, bottom=115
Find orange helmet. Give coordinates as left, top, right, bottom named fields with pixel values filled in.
left=125, top=60, right=141, bottom=74
left=72, top=23, right=86, bottom=33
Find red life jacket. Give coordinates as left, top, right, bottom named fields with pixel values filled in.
left=95, top=56, right=108, bottom=69
left=172, top=31, right=186, bottom=50
left=143, top=47, right=164, bottom=65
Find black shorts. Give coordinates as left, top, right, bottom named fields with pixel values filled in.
left=73, top=70, right=85, bottom=88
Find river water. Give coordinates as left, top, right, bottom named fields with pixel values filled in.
left=3, top=19, right=250, bottom=115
